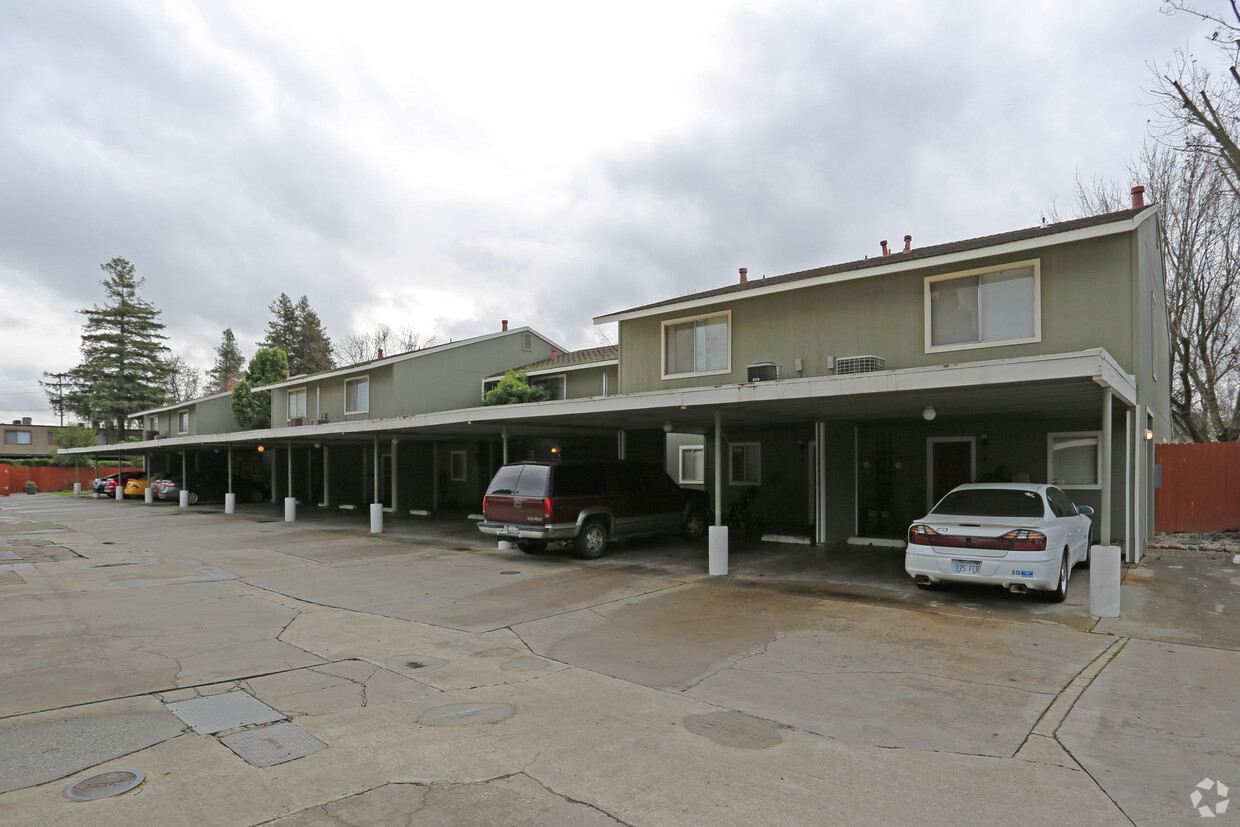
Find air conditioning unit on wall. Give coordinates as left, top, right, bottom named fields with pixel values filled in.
left=288, top=417, right=305, bottom=427
left=835, top=355, right=886, bottom=375
left=747, top=362, right=782, bottom=382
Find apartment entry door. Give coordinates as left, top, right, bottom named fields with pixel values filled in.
left=927, top=437, right=975, bottom=511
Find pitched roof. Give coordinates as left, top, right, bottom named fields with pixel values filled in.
left=490, top=345, right=619, bottom=378
left=596, top=205, right=1153, bottom=322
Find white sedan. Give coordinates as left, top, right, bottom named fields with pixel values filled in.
left=905, top=483, right=1094, bottom=602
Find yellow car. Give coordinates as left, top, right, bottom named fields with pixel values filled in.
left=123, top=474, right=166, bottom=499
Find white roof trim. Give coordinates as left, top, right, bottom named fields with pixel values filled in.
left=487, top=359, right=618, bottom=381
left=594, top=208, right=1159, bottom=324
left=255, top=326, right=566, bottom=392
left=60, top=349, right=1136, bottom=455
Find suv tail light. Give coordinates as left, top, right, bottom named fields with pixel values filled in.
left=544, top=497, right=552, bottom=523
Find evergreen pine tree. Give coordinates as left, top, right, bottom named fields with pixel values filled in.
left=206, top=328, right=246, bottom=393
left=259, top=294, right=333, bottom=376
left=44, top=258, right=171, bottom=435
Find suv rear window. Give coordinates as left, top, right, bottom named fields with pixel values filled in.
left=552, top=464, right=608, bottom=497
left=485, top=464, right=550, bottom=497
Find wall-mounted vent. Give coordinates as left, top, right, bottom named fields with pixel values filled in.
left=310, top=417, right=329, bottom=426
left=288, top=417, right=305, bottom=427
left=835, top=355, right=886, bottom=375
left=747, top=362, right=782, bottom=382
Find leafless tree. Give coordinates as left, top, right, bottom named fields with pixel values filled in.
left=1155, top=2, right=1240, bottom=193
left=332, top=324, right=437, bottom=365
left=1062, top=144, right=1240, bottom=441
left=163, top=354, right=202, bottom=403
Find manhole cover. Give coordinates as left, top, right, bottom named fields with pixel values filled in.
left=64, top=770, right=145, bottom=801
left=165, top=691, right=285, bottom=734
left=220, top=722, right=325, bottom=767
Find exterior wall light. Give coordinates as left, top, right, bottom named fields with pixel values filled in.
left=922, top=407, right=936, bottom=421
left=663, top=421, right=674, bottom=433
left=1144, top=429, right=1154, bottom=441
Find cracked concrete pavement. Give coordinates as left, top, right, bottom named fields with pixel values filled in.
left=0, top=494, right=1237, bottom=824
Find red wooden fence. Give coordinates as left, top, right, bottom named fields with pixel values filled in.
left=0, top=465, right=141, bottom=496
left=1155, top=442, right=1240, bottom=532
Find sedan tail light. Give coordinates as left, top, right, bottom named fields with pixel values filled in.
left=1000, top=529, right=1047, bottom=551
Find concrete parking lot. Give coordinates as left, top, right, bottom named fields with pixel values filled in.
left=0, top=494, right=1237, bottom=824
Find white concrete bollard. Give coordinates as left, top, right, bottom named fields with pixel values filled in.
left=498, top=541, right=514, bottom=550
left=708, top=525, right=729, bottom=575
left=224, top=492, right=236, bottom=514
left=145, top=487, right=154, bottom=504
left=115, top=484, right=123, bottom=501
left=179, top=490, right=189, bottom=508
left=73, top=482, right=81, bottom=496
left=370, top=503, right=383, bottom=534
left=284, top=497, right=296, bottom=522
left=1089, top=545, right=1122, bottom=618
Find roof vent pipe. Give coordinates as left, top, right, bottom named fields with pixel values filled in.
left=881, top=240, right=889, bottom=257
left=551, top=347, right=558, bottom=359
left=502, top=319, right=508, bottom=331
left=739, top=267, right=748, bottom=284
left=903, top=234, right=912, bottom=253
left=377, top=348, right=384, bottom=359
left=1131, top=186, right=1145, bottom=210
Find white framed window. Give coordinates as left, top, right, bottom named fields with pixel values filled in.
left=345, top=376, right=369, bottom=414
left=662, top=310, right=730, bottom=378
left=925, top=261, right=1040, bottom=352
left=177, top=410, right=189, bottom=434
left=729, top=442, right=761, bottom=486
left=533, top=374, right=566, bottom=401
left=288, top=388, right=307, bottom=420
left=1047, top=431, right=1101, bottom=489
left=450, top=450, right=467, bottom=482
left=4, top=430, right=31, bottom=445
left=679, top=445, right=705, bottom=484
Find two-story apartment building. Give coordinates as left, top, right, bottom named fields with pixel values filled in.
left=596, top=194, right=1168, bottom=559
left=66, top=196, right=1168, bottom=562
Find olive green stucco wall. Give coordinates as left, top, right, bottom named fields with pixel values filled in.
left=618, top=232, right=1140, bottom=394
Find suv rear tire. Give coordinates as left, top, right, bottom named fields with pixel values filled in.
left=573, top=518, right=609, bottom=560
left=681, top=507, right=708, bottom=541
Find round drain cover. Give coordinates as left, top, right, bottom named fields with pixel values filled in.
left=64, top=770, right=145, bottom=801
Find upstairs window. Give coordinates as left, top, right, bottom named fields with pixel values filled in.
left=926, top=262, right=1039, bottom=352
left=663, top=311, right=730, bottom=378
left=288, top=388, right=307, bottom=420
left=4, top=430, right=31, bottom=445
left=177, top=410, right=189, bottom=433
left=345, top=376, right=369, bottom=414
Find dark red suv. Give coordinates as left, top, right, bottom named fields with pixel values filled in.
left=478, top=460, right=710, bottom=559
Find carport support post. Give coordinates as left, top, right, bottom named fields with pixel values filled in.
left=178, top=449, right=187, bottom=507
left=225, top=445, right=235, bottom=514
left=709, top=410, right=728, bottom=575
left=321, top=444, right=329, bottom=508
left=370, top=437, right=383, bottom=534
left=73, top=459, right=81, bottom=496
left=501, top=425, right=508, bottom=464
left=284, top=444, right=296, bottom=522
left=1101, top=389, right=1112, bottom=543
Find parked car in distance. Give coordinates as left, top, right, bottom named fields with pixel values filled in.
left=157, top=473, right=269, bottom=505
left=478, top=459, right=710, bottom=559
left=123, top=474, right=167, bottom=498
left=905, top=483, right=1094, bottom=602
left=100, top=472, right=143, bottom=497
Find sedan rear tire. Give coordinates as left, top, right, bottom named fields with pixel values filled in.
left=1041, top=552, right=1069, bottom=603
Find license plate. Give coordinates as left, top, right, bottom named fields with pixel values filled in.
left=498, top=525, right=519, bottom=537
left=953, top=560, right=982, bottom=575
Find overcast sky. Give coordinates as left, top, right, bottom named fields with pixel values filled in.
left=0, top=0, right=1211, bottom=425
